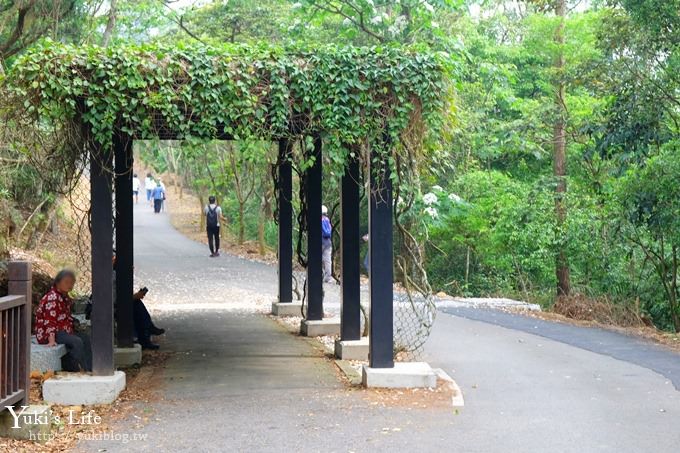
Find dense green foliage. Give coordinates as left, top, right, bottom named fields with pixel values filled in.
left=1, top=0, right=679, bottom=332
left=7, top=42, right=445, bottom=157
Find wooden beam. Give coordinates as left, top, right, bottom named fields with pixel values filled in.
left=277, top=139, right=293, bottom=303
left=114, top=134, right=135, bottom=348
left=368, top=150, right=394, bottom=368
left=340, top=150, right=361, bottom=340
left=305, top=136, right=323, bottom=320
left=90, top=146, right=115, bottom=376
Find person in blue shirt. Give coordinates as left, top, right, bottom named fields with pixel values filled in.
left=321, top=205, right=333, bottom=283
left=152, top=182, right=165, bottom=213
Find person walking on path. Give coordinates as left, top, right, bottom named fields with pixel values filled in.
left=152, top=182, right=165, bottom=213
left=132, top=173, right=141, bottom=204
left=144, top=173, right=155, bottom=205
left=321, top=205, right=333, bottom=283
left=205, top=195, right=223, bottom=257
left=158, top=178, right=167, bottom=211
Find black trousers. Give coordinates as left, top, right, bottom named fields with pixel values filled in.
left=153, top=199, right=162, bottom=213
left=56, top=330, right=92, bottom=372
left=134, top=298, right=156, bottom=345
left=207, top=226, right=220, bottom=254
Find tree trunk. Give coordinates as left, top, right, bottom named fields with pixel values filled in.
left=553, top=0, right=570, bottom=297
left=258, top=208, right=266, bottom=255
left=238, top=203, right=245, bottom=245
left=198, top=196, right=206, bottom=231
left=465, top=246, right=471, bottom=286
left=671, top=246, right=680, bottom=332
left=102, top=0, right=117, bottom=47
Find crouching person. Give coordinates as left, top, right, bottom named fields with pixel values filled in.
left=133, top=287, right=165, bottom=350
left=35, top=269, right=92, bottom=372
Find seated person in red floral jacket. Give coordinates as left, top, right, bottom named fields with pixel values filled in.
left=35, top=270, right=92, bottom=372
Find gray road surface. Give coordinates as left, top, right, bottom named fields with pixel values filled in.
left=79, top=202, right=680, bottom=453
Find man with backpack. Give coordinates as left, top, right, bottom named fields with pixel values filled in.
left=204, top=195, right=223, bottom=257
left=321, top=205, right=333, bottom=283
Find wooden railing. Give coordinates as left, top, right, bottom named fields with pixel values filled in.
left=0, top=262, right=32, bottom=412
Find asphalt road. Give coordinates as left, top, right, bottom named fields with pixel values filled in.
left=423, top=310, right=680, bottom=452
left=80, top=201, right=680, bottom=452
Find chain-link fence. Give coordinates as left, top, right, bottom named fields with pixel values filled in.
left=59, top=162, right=92, bottom=296
left=291, top=267, right=436, bottom=360
left=394, top=292, right=437, bottom=360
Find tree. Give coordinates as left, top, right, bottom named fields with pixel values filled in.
left=0, top=0, right=81, bottom=65
left=223, top=142, right=257, bottom=245
left=85, top=0, right=173, bottom=45
left=296, top=0, right=457, bottom=47
left=101, top=0, right=117, bottom=47
left=174, top=0, right=294, bottom=44
left=618, top=142, right=680, bottom=331
left=552, top=0, right=570, bottom=296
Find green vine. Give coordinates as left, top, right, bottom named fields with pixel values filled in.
left=4, top=40, right=446, bottom=163
left=2, top=40, right=449, bottom=355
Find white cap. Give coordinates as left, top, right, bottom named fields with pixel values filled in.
left=321, top=205, right=328, bottom=215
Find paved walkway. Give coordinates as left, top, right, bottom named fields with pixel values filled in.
left=79, top=202, right=458, bottom=452
left=440, top=306, right=680, bottom=389
left=423, top=312, right=680, bottom=452
left=79, top=201, right=680, bottom=452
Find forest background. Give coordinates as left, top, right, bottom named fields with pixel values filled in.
left=0, top=0, right=678, bottom=332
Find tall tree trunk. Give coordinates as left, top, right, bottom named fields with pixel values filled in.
left=258, top=197, right=266, bottom=255
left=198, top=196, right=206, bottom=231
left=554, top=0, right=570, bottom=297
left=238, top=202, right=245, bottom=245
left=671, top=246, right=680, bottom=332
left=102, top=0, right=118, bottom=47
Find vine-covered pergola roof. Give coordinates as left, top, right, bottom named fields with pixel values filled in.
left=2, top=41, right=448, bottom=375
left=6, top=41, right=447, bottom=156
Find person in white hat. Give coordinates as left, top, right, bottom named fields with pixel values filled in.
left=321, top=205, right=333, bottom=283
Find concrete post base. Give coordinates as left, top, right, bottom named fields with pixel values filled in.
left=0, top=405, right=52, bottom=442
left=43, top=371, right=126, bottom=405
left=271, top=301, right=303, bottom=317
left=300, top=318, right=341, bottom=337
left=362, top=362, right=437, bottom=388
left=335, top=338, right=369, bottom=360
left=114, top=343, right=142, bottom=368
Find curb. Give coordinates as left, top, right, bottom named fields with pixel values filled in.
left=433, top=368, right=465, bottom=411
left=335, top=359, right=363, bottom=386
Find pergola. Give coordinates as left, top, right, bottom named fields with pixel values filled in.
left=7, top=42, right=445, bottom=377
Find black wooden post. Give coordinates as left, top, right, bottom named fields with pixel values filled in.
left=91, top=145, right=115, bottom=376
left=278, top=139, right=293, bottom=303
left=305, top=136, right=323, bottom=320
left=368, top=152, right=394, bottom=368
left=114, top=134, right=134, bottom=348
left=340, top=150, right=361, bottom=340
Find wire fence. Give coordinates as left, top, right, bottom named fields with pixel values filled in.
left=60, top=163, right=93, bottom=296
left=393, top=291, right=437, bottom=360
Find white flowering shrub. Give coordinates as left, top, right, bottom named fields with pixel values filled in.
left=424, top=206, right=438, bottom=218
left=422, top=192, right=438, bottom=205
